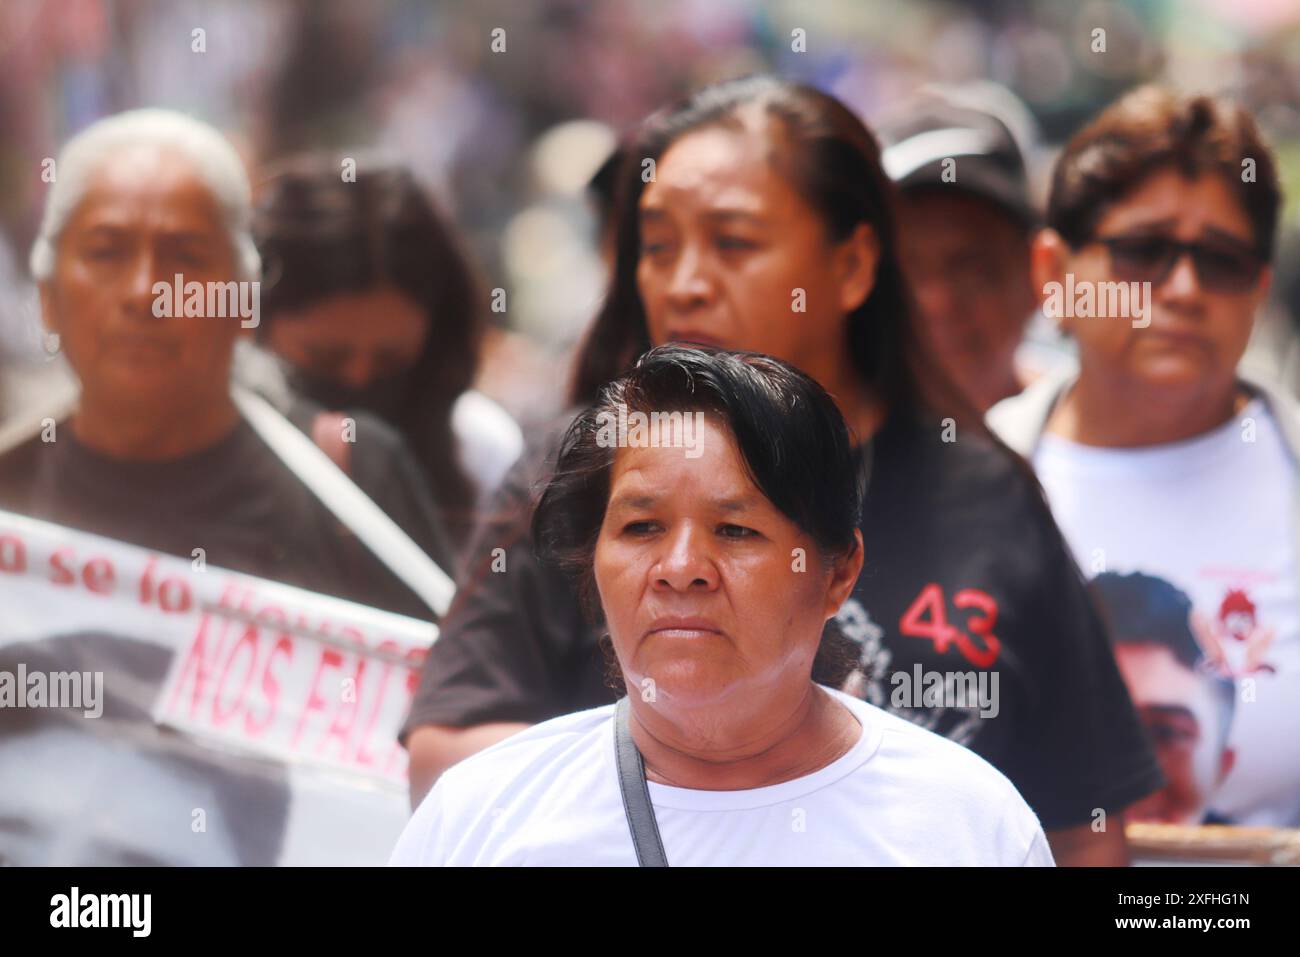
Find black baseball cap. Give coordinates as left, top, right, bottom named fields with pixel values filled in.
left=880, top=90, right=1038, bottom=229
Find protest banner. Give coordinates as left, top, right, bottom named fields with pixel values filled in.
left=0, top=508, right=435, bottom=865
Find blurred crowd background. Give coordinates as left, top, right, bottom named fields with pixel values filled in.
left=2, top=0, right=1300, bottom=428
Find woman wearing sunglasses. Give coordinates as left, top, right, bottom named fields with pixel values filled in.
left=990, top=86, right=1300, bottom=828
left=403, top=76, right=1163, bottom=864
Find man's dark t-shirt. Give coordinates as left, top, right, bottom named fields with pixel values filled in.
left=404, top=410, right=1164, bottom=831
left=0, top=411, right=455, bottom=864
left=0, top=415, right=446, bottom=619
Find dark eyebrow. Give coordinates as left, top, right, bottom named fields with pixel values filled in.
left=1142, top=704, right=1200, bottom=724
left=639, top=207, right=765, bottom=226
left=607, top=493, right=658, bottom=512
left=1105, top=219, right=1257, bottom=251
left=606, top=492, right=762, bottom=513
left=1200, top=225, right=1259, bottom=251
left=1106, top=216, right=1178, bottom=234
left=158, top=228, right=221, bottom=244
left=702, top=209, right=765, bottom=226
left=715, top=495, right=761, bottom=513
left=80, top=224, right=128, bottom=239
left=79, top=224, right=219, bottom=246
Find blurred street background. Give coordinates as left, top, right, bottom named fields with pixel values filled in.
left=3, top=0, right=1300, bottom=426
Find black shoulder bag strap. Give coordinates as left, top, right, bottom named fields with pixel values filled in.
left=614, top=696, right=669, bottom=867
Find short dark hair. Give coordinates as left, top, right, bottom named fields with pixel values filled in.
left=1090, top=571, right=1234, bottom=729
left=535, top=344, right=865, bottom=686
left=1047, top=86, right=1281, bottom=259
left=1091, top=571, right=1201, bottom=667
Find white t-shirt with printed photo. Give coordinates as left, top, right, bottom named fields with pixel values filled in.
left=1034, top=397, right=1300, bottom=826
left=389, top=685, right=1053, bottom=867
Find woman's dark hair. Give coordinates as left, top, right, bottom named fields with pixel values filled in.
left=536, top=343, right=865, bottom=688
left=570, top=74, right=975, bottom=426
left=254, top=158, right=483, bottom=543
left=1048, top=86, right=1281, bottom=258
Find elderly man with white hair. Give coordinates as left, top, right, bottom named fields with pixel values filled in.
left=0, top=108, right=453, bottom=618
left=0, top=109, right=460, bottom=866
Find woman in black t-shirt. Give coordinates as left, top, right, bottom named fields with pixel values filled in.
left=403, top=76, right=1163, bottom=865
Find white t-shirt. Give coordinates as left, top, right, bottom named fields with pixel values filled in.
left=450, top=389, right=523, bottom=505
left=389, top=686, right=1054, bottom=866
left=1034, top=398, right=1300, bottom=826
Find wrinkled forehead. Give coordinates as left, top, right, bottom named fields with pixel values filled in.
left=1092, top=167, right=1256, bottom=243
left=68, top=144, right=227, bottom=234
left=640, top=119, right=792, bottom=214
left=604, top=414, right=764, bottom=502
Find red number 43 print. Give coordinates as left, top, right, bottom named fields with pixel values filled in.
left=899, top=583, right=1001, bottom=669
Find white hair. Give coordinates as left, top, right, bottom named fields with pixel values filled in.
left=29, top=108, right=261, bottom=283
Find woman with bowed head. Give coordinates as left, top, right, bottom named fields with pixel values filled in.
left=253, top=159, right=522, bottom=554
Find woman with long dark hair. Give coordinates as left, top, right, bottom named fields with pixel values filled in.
left=402, top=76, right=1162, bottom=865
left=253, top=159, right=522, bottom=552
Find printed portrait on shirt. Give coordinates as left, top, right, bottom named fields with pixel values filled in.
left=1190, top=587, right=1279, bottom=678
left=1089, top=571, right=1237, bottom=826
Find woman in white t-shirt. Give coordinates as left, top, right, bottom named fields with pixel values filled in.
left=391, top=345, right=1053, bottom=866
left=989, top=87, right=1300, bottom=827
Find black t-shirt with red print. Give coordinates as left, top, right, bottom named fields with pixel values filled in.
left=404, top=409, right=1163, bottom=831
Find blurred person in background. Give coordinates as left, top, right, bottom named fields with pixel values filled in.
left=0, top=107, right=458, bottom=865
left=990, top=86, right=1300, bottom=827
left=1240, top=227, right=1300, bottom=394
left=402, top=75, right=1163, bottom=866
left=880, top=86, right=1054, bottom=413
left=252, top=159, right=522, bottom=555
left=1090, top=572, right=1237, bottom=826
left=0, top=231, right=73, bottom=438
left=0, top=109, right=452, bottom=618
left=587, top=143, right=626, bottom=268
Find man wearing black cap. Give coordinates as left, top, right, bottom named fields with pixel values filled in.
left=882, top=85, right=1043, bottom=412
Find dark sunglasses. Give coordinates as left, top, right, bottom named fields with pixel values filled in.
left=1093, top=234, right=1265, bottom=295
